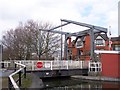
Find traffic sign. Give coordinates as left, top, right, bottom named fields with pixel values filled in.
left=36, top=62, right=43, bottom=68
left=110, top=41, right=112, bottom=44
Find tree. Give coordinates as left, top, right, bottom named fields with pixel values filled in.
left=2, top=20, right=61, bottom=60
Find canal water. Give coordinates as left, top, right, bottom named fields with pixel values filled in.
left=41, top=77, right=120, bottom=89
left=0, top=70, right=13, bottom=77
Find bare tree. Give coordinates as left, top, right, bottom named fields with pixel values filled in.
left=38, top=22, right=61, bottom=59
left=2, top=20, right=61, bottom=60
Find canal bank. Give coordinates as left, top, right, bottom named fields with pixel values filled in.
left=71, top=75, right=120, bottom=82
left=0, top=70, right=37, bottom=89
left=41, top=76, right=120, bottom=89
left=30, top=73, right=120, bottom=89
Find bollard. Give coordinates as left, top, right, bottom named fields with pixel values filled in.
left=2, top=62, right=4, bottom=68
left=24, top=67, right=26, bottom=78
left=14, top=64, right=17, bottom=72
left=51, top=61, right=53, bottom=70
left=19, top=71, right=21, bottom=87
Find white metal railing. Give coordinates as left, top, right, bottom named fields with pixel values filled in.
left=8, top=62, right=26, bottom=90
left=1, top=60, right=102, bottom=73
left=14, top=60, right=89, bottom=71
left=89, top=61, right=102, bottom=72
left=0, top=61, right=11, bottom=69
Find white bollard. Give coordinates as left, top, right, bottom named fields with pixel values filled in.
left=67, top=61, right=69, bottom=69
left=80, top=61, right=82, bottom=69
left=32, top=61, right=34, bottom=70
left=51, top=61, right=53, bottom=70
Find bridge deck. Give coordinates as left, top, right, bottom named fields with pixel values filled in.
left=14, top=60, right=89, bottom=77
left=0, top=60, right=101, bottom=78
left=15, top=60, right=89, bottom=71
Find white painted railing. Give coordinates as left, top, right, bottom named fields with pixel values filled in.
left=89, top=61, right=102, bottom=72
left=15, top=60, right=89, bottom=71
left=0, top=61, right=11, bottom=68
left=1, top=60, right=102, bottom=73
left=8, top=62, right=26, bottom=90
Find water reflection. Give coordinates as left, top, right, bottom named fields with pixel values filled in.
left=41, top=77, right=119, bottom=90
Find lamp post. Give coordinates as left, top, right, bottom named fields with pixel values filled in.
left=61, top=21, right=63, bottom=60
left=0, top=43, right=4, bottom=68
left=0, top=44, right=2, bottom=61
left=38, top=29, right=42, bottom=60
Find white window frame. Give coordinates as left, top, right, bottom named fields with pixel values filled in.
left=95, top=36, right=105, bottom=46
left=76, top=39, right=83, bottom=48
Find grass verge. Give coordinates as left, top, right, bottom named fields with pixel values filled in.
left=21, top=73, right=32, bottom=88
left=1, top=73, right=32, bottom=89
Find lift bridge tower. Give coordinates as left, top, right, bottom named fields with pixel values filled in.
left=39, top=19, right=107, bottom=61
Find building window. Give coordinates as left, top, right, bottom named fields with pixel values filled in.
left=76, top=38, right=83, bottom=48
left=78, top=50, right=83, bottom=56
left=69, top=56, right=72, bottom=60
left=114, top=45, right=120, bottom=51
left=68, top=49, right=72, bottom=55
left=95, top=36, right=105, bottom=46
left=72, top=44, right=74, bottom=47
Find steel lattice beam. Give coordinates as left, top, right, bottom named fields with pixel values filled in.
left=39, top=29, right=70, bottom=35
left=48, top=22, right=71, bottom=31
left=61, top=19, right=107, bottom=33
left=40, top=19, right=108, bottom=61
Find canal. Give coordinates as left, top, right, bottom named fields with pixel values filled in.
left=41, top=77, right=120, bottom=89
left=1, top=70, right=119, bottom=89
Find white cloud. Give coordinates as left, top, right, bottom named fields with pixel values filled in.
left=0, top=0, right=119, bottom=39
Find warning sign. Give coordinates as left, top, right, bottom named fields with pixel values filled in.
left=36, top=62, right=43, bottom=68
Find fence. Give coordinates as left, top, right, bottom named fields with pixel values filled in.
left=1, top=60, right=101, bottom=72
left=15, top=60, right=89, bottom=71
left=0, top=61, right=11, bottom=69
left=8, top=62, right=26, bottom=90
left=89, top=61, right=102, bottom=72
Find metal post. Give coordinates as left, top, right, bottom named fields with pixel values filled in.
left=7, top=62, right=9, bottom=67
left=8, top=77, right=11, bottom=90
left=80, top=61, right=82, bottom=69
left=108, top=26, right=112, bottom=50
left=90, top=29, right=95, bottom=61
left=2, top=62, right=4, bottom=68
left=1, top=43, right=4, bottom=68
left=67, top=61, right=68, bottom=69
left=94, top=62, right=97, bottom=72
left=88, top=61, right=90, bottom=72
left=64, top=34, right=68, bottom=60
left=0, top=44, right=3, bottom=68
left=61, top=21, right=63, bottom=60
left=32, top=61, right=34, bottom=70
left=51, top=61, right=53, bottom=70
left=19, top=71, right=21, bottom=86
left=118, top=1, right=120, bottom=36
left=38, top=29, right=42, bottom=60
left=61, top=34, right=63, bottom=60
left=24, top=67, right=26, bottom=78
left=14, top=64, right=17, bottom=71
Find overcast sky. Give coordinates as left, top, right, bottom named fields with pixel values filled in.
left=0, top=0, right=119, bottom=39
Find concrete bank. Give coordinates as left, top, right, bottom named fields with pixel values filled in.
left=71, top=75, right=120, bottom=82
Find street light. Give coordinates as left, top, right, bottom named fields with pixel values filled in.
left=61, top=21, right=63, bottom=60
left=38, top=29, right=42, bottom=60
left=0, top=43, right=2, bottom=61
left=0, top=43, right=4, bottom=68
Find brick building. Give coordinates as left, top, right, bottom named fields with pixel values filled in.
left=111, top=36, right=120, bottom=51
left=67, top=34, right=120, bottom=61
